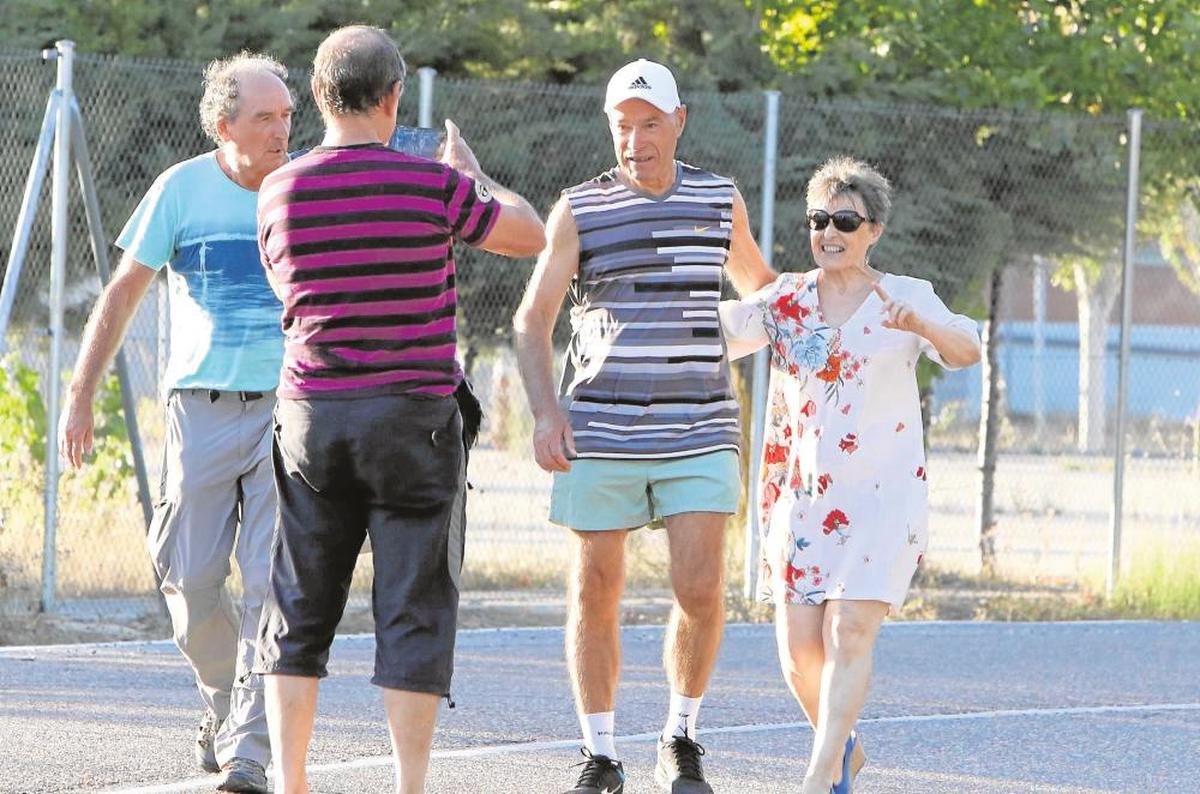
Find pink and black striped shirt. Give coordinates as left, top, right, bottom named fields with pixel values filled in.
left=258, top=144, right=499, bottom=398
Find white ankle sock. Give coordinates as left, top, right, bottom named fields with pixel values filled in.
left=581, top=711, right=617, bottom=759
left=662, top=691, right=703, bottom=740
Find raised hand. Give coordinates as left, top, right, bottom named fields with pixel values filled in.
left=440, top=119, right=483, bottom=179
left=873, top=281, right=926, bottom=335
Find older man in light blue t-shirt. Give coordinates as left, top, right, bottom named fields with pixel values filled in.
left=59, top=53, right=292, bottom=794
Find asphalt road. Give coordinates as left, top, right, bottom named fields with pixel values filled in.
left=1, top=621, right=1196, bottom=793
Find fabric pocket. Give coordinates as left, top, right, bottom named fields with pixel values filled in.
left=445, top=472, right=467, bottom=591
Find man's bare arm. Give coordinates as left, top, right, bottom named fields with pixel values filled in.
left=725, top=188, right=777, bottom=296
left=512, top=197, right=579, bottom=472
left=59, top=253, right=156, bottom=468
left=441, top=120, right=546, bottom=258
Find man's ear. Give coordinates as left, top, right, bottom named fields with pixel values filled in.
left=674, top=104, right=688, bottom=136
left=384, top=79, right=403, bottom=115
left=214, top=115, right=231, bottom=144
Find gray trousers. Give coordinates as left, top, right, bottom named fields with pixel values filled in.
left=148, top=389, right=274, bottom=767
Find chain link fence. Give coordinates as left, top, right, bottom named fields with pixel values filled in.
left=1, top=49, right=1198, bottom=625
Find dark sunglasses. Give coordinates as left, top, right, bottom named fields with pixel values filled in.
left=806, top=209, right=870, bottom=233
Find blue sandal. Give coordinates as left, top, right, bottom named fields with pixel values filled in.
left=830, top=730, right=858, bottom=794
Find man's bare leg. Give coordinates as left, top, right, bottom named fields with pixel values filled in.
left=567, top=529, right=629, bottom=719
left=382, top=688, right=440, bottom=794
left=265, top=674, right=318, bottom=794
left=662, top=512, right=727, bottom=703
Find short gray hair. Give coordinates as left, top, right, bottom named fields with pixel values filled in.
left=312, top=26, right=406, bottom=116
left=806, top=156, right=893, bottom=226
left=199, top=52, right=289, bottom=145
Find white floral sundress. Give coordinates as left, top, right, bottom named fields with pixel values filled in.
left=721, top=270, right=979, bottom=612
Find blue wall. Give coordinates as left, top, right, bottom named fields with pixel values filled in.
left=932, top=322, right=1200, bottom=422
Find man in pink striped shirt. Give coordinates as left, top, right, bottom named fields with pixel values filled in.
left=254, top=25, right=544, bottom=794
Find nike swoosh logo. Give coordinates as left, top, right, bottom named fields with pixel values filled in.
left=693, top=225, right=711, bottom=233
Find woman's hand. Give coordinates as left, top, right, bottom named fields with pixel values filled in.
left=874, top=281, right=982, bottom=367
left=873, top=282, right=927, bottom=336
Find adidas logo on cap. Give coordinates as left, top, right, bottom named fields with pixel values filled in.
left=605, top=59, right=680, bottom=113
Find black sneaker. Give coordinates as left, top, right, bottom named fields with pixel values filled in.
left=563, top=748, right=625, bottom=794
left=655, top=733, right=713, bottom=793
left=195, top=709, right=221, bottom=774
left=216, top=757, right=268, bottom=793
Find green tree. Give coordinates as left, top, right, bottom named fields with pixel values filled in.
left=754, top=0, right=1197, bottom=569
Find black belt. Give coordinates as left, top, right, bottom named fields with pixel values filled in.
left=175, top=388, right=266, bottom=403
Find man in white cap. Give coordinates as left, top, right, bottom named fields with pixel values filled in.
left=514, top=58, right=775, bottom=794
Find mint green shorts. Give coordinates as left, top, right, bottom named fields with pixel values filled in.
left=549, top=450, right=741, bottom=531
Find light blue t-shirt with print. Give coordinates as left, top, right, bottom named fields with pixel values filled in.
left=117, top=152, right=283, bottom=392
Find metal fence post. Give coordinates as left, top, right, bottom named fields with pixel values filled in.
left=1032, top=255, right=1047, bottom=441
left=1109, top=108, right=1143, bottom=599
left=744, top=90, right=780, bottom=601
left=42, top=39, right=75, bottom=613
left=0, top=92, right=58, bottom=349
left=418, top=67, right=437, bottom=128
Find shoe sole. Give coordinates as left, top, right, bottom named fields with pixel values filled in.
left=654, top=762, right=713, bottom=793
left=215, top=782, right=268, bottom=794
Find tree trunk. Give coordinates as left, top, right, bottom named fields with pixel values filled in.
left=976, top=266, right=1004, bottom=577
left=1074, top=256, right=1123, bottom=454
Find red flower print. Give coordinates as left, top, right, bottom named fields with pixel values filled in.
left=785, top=564, right=808, bottom=588
left=915, top=466, right=927, bottom=481
left=789, top=459, right=803, bottom=490
left=895, top=422, right=905, bottom=432
left=761, top=481, right=781, bottom=514
left=801, top=399, right=817, bottom=417
left=815, top=354, right=843, bottom=383
left=783, top=425, right=792, bottom=440
left=816, top=473, right=833, bottom=495
left=812, top=576, right=824, bottom=587
left=838, top=433, right=859, bottom=454
left=863, top=325, right=872, bottom=335
left=811, top=565, right=821, bottom=574
left=822, top=509, right=850, bottom=535
left=772, top=293, right=809, bottom=322
left=764, top=443, right=788, bottom=465
left=840, top=404, right=852, bottom=416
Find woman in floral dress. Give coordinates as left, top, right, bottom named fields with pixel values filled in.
left=721, top=157, right=981, bottom=793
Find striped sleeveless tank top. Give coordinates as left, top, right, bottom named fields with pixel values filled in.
left=560, top=162, right=741, bottom=459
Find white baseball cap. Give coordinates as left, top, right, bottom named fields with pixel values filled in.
left=604, top=58, right=681, bottom=114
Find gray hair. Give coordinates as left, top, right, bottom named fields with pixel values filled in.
left=805, top=156, right=893, bottom=226
left=312, top=26, right=406, bottom=116
left=199, top=52, right=289, bottom=145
